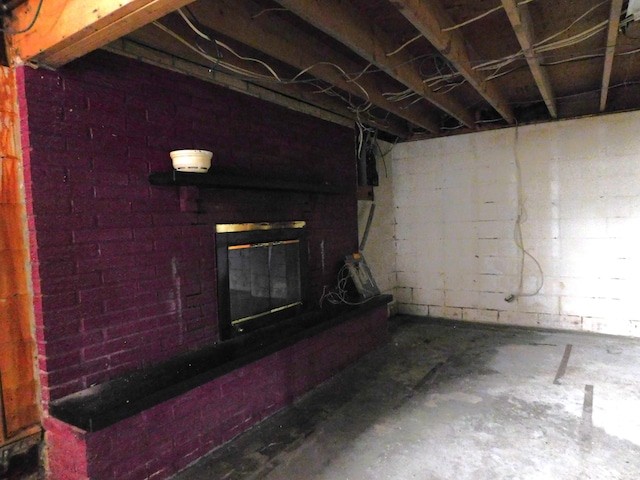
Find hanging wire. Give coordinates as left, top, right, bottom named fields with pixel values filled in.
left=0, top=0, right=44, bottom=34
left=440, top=0, right=536, bottom=33
left=251, top=7, right=288, bottom=19
left=506, top=126, right=544, bottom=302
left=386, top=33, right=424, bottom=56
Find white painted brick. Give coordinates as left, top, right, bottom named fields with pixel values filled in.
left=439, top=132, right=474, bottom=156
left=445, top=290, right=480, bottom=308
left=607, top=219, right=640, bottom=239
left=444, top=221, right=477, bottom=240
left=605, top=116, right=640, bottom=157
left=477, top=201, right=513, bottom=222
left=477, top=182, right=518, bottom=205
left=443, top=251, right=478, bottom=276
left=478, top=292, right=513, bottom=311
left=629, top=320, right=640, bottom=337
left=478, top=255, right=518, bottom=276
left=462, top=308, right=499, bottom=324
left=582, top=316, right=631, bottom=336
left=606, top=195, right=640, bottom=219
left=394, top=287, right=413, bottom=303
left=396, top=270, right=419, bottom=287
left=443, top=195, right=476, bottom=222
left=380, top=110, right=640, bottom=336
left=498, top=310, right=539, bottom=327
left=408, top=270, right=444, bottom=290
left=540, top=313, right=582, bottom=331
left=398, top=303, right=429, bottom=316
left=429, top=305, right=463, bottom=320
left=560, top=219, right=608, bottom=239
left=477, top=238, right=518, bottom=256
left=473, top=273, right=503, bottom=293
left=474, top=220, right=513, bottom=240
left=394, top=138, right=434, bottom=159
left=516, top=294, right=560, bottom=315
left=412, top=288, right=444, bottom=305
left=561, top=197, right=609, bottom=220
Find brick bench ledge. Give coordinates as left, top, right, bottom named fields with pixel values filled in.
left=48, top=295, right=393, bottom=432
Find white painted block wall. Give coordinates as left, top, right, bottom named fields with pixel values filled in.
left=390, top=111, right=640, bottom=337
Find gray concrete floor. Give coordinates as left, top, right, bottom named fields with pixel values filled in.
left=172, top=315, right=640, bottom=480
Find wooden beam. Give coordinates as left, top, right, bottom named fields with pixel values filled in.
left=104, top=34, right=411, bottom=138
left=600, top=0, right=624, bottom=111
left=275, top=0, right=477, bottom=129
left=501, top=0, right=557, bottom=118
left=390, top=0, right=514, bottom=124
left=187, top=0, right=441, bottom=134
left=4, top=0, right=197, bottom=67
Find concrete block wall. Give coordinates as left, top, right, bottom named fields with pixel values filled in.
left=391, top=112, right=640, bottom=337
left=17, top=50, right=357, bottom=406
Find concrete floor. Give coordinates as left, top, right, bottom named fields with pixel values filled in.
left=172, top=315, right=640, bottom=480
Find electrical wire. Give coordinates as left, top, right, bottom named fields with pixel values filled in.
left=534, top=21, right=608, bottom=54
left=533, top=0, right=607, bottom=49
left=540, top=52, right=604, bottom=66
left=386, top=33, right=423, bottom=57
left=165, top=10, right=377, bottom=116
left=440, top=0, right=536, bottom=33
left=441, top=4, right=504, bottom=32
left=319, top=264, right=376, bottom=307
left=506, top=126, right=544, bottom=302
left=251, top=7, right=288, bottom=19
left=468, top=1, right=611, bottom=80
left=0, top=0, right=43, bottom=34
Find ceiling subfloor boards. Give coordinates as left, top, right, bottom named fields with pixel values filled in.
left=391, top=0, right=515, bottom=125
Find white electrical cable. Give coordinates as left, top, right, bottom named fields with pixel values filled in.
left=320, top=264, right=375, bottom=307
left=161, top=12, right=376, bottom=116
left=506, top=126, right=544, bottom=302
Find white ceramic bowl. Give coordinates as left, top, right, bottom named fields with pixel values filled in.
left=170, top=149, right=213, bottom=173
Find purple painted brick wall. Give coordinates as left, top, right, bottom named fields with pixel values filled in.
left=42, top=305, right=389, bottom=480
left=18, top=51, right=358, bottom=404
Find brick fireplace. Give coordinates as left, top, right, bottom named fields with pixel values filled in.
left=19, top=51, right=390, bottom=479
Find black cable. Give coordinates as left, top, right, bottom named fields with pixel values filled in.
left=1, top=0, right=43, bottom=34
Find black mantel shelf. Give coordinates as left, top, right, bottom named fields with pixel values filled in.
left=149, top=170, right=345, bottom=194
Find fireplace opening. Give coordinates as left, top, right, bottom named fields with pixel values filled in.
left=216, top=222, right=309, bottom=339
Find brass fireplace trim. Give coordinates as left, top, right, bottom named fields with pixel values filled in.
left=216, top=221, right=306, bottom=233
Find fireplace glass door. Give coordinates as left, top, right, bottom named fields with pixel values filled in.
left=216, top=221, right=308, bottom=339
left=228, top=239, right=302, bottom=324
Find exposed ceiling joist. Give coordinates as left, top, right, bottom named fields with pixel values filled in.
left=108, top=27, right=410, bottom=138
left=501, top=0, right=557, bottom=118
left=187, top=0, right=439, bottom=134
left=4, top=0, right=197, bottom=67
left=391, top=0, right=515, bottom=125
left=600, top=0, right=624, bottom=111
left=274, top=0, right=476, bottom=129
